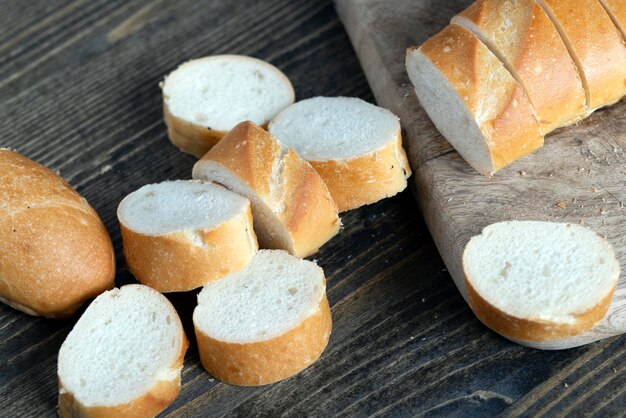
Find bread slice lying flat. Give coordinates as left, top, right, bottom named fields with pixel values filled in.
left=268, top=97, right=411, bottom=212
left=162, top=55, right=295, bottom=158
left=0, top=149, right=115, bottom=318
left=118, top=180, right=258, bottom=292
left=192, top=121, right=341, bottom=258
left=58, top=285, right=188, bottom=417
left=537, top=0, right=626, bottom=111
left=463, top=221, right=619, bottom=342
left=452, top=0, right=587, bottom=133
left=599, top=0, right=626, bottom=39
left=406, top=25, right=543, bottom=175
left=193, top=250, right=331, bottom=386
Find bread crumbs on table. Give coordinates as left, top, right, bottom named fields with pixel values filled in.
left=556, top=201, right=567, bottom=209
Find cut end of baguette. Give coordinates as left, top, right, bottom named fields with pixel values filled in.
left=463, top=221, right=619, bottom=341
left=58, top=285, right=187, bottom=411
left=193, top=250, right=331, bottom=385
left=162, top=55, right=295, bottom=132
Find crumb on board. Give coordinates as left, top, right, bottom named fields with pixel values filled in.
left=556, top=201, right=567, bottom=209
left=519, top=170, right=526, bottom=176
left=600, top=207, right=607, bottom=215
left=579, top=219, right=585, bottom=225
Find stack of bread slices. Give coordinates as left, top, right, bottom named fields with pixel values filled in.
left=406, top=0, right=626, bottom=175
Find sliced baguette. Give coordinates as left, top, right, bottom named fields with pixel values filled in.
left=193, top=250, right=331, bottom=386
left=406, top=24, right=544, bottom=175
left=58, top=285, right=188, bottom=417
left=192, top=121, right=341, bottom=258
left=463, top=221, right=619, bottom=342
left=118, top=180, right=258, bottom=292
left=268, top=97, right=411, bottom=212
left=451, top=0, right=587, bottom=133
left=162, top=55, right=295, bottom=158
left=599, top=0, right=626, bottom=39
left=0, top=149, right=115, bottom=318
left=538, top=0, right=626, bottom=111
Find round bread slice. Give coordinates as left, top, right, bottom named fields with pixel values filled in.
left=58, top=285, right=188, bottom=418
left=406, top=24, right=544, bottom=176
left=192, top=121, right=341, bottom=258
left=162, top=55, right=295, bottom=158
left=193, top=250, right=332, bottom=386
left=463, top=221, right=620, bottom=342
left=118, top=180, right=258, bottom=293
left=451, top=0, right=587, bottom=133
left=268, top=97, right=411, bottom=212
left=538, top=0, right=626, bottom=111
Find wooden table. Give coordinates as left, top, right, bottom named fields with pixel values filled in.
left=0, top=0, right=624, bottom=416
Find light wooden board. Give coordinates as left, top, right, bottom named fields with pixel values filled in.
left=335, top=0, right=626, bottom=349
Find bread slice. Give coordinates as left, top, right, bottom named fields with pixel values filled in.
left=599, top=0, right=626, bottom=39
left=268, top=97, right=411, bottom=212
left=0, top=149, right=115, bottom=319
left=58, top=285, right=188, bottom=417
left=117, top=180, right=258, bottom=293
left=538, top=0, right=626, bottom=111
left=406, top=25, right=544, bottom=175
left=463, top=221, right=619, bottom=342
left=193, top=250, right=331, bottom=386
left=162, top=55, right=295, bottom=158
left=451, top=0, right=587, bottom=133
left=192, top=121, right=341, bottom=258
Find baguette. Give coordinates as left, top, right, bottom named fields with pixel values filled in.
left=599, top=0, right=626, bottom=39
left=406, top=25, right=544, bottom=175
left=451, top=0, right=587, bottom=132
left=162, top=55, right=295, bottom=158
left=58, top=285, right=188, bottom=418
left=0, top=149, right=115, bottom=318
left=463, top=221, right=619, bottom=342
left=538, top=0, right=626, bottom=111
left=118, top=180, right=258, bottom=292
left=193, top=250, right=331, bottom=386
left=192, top=121, right=341, bottom=258
left=268, top=97, right=411, bottom=212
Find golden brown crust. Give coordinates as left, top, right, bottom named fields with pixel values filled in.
left=58, top=332, right=188, bottom=418
left=196, top=122, right=341, bottom=258
left=163, top=102, right=227, bottom=158
left=465, top=276, right=615, bottom=342
left=0, top=149, right=115, bottom=318
left=194, top=295, right=332, bottom=386
left=417, top=25, right=544, bottom=173
left=540, top=0, right=626, bottom=110
left=453, top=0, right=587, bottom=132
left=120, top=204, right=258, bottom=292
left=311, top=132, right=411, bottom=212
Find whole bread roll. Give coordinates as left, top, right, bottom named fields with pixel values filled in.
left=0, top=149, right=115, bottom=318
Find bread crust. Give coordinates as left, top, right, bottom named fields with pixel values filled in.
left=412, top=25, right=544, bottom=174
left=58, top=329, right=188, bottom=418
left=0, top=149, right=115, bottom=318
left=307, top=131, right=411, bottom=212
left=599, top=0, right=626, bottom=38
left=119, top=203, right=258, bottom=292
left=194, top=121, right=341, bottom=258
left=465, top=277, right=615, bottom=342
left=539, top=0, right=626, bottom=110
left=194, top=294, right=331, bottom=386
left=452, top=0, right=587, bottom=132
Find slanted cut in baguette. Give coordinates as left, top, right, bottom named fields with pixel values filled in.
left=463, top=221, right=619, bottom=342
left=192, top=121, right=341, bottom=258
left=118, top=180, right=258, bottom=293
left=599, top=0, right=626, bottom=39
left=406, top=25, right=544, bottom=175
left=162, top=55, right=295, bottom=157
left=58, top=285, right=188, bottom=418
left=193, top=250, right=331, bottom=386
left=452, top=0, right=587, bottom=133
left=268, top=97, right=411, bottom=212
left=538, top=0, right=626, bottom=111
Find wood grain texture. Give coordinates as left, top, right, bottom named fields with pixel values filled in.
left=0, top=0, right=624, bottom=416
left=335, top=0, right=626, bottom=350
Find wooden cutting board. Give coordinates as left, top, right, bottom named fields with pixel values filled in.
left=335, top=0, right=626, bottom=349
